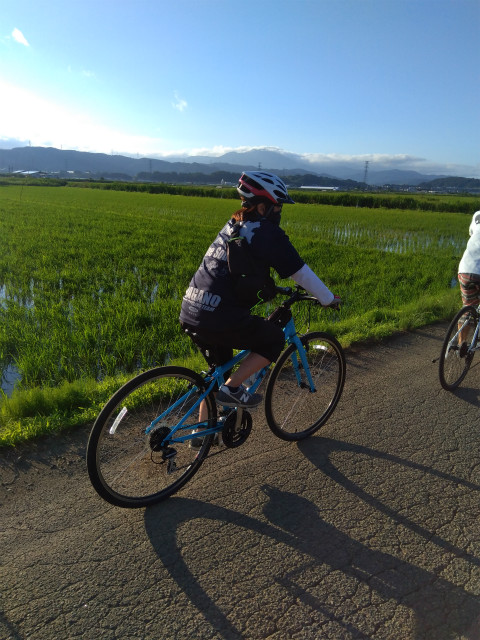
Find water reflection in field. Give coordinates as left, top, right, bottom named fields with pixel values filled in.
left=325, top=224, right=464, bottom=254
left=1, top=363, right=20, bottom=397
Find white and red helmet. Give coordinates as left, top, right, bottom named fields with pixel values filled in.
left=237, top=171, right=295, bottom=205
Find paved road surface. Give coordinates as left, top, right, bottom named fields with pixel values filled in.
left=1, top=323, right=480, bottom=640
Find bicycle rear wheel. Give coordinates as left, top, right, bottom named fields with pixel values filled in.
left=265, top=331, right=346, bottom=441
left=86, top=366, right=216, bottom=508
left=439, top=306, right=478, bottom=391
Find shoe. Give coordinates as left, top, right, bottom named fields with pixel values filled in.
left=459, top=341, right=470, bottom=358
left=215, top=384, right=263, bottom=409
left=447, top=344, right=460, bottom=358
left=189, top=431, right=221, bottom=451
left=244, top=374, right=257, bottom=389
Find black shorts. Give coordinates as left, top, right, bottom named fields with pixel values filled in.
left=180, top=315, right=285, bottom=369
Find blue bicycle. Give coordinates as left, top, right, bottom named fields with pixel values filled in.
left=87, top=286, right=346, bottom=508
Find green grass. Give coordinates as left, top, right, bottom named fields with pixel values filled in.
left=0, top=350, right=205, bottom=447
left=0, top=185, right=472, bottom=447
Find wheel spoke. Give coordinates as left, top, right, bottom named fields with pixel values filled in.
left=87, top=367, right=215, bottom=507
left=439, top=307, right=477, bottom=391
left=265, top=332, right=346, bottom=441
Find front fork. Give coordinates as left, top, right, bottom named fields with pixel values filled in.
left=284, top=321, right=316, bottom=392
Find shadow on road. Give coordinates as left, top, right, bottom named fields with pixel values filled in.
left=297, top=437, right=480, bottom=567
left=446, top=372, right=480, bottom=406
left=0, top=612, right=22, bottom=640
left=144, top=440, right=480, bottom=640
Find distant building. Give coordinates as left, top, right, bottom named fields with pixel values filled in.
left=299, top=185, right=339, bottom=191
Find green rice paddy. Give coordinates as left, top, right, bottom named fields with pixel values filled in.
left=0, top=184, right=477, bottom=446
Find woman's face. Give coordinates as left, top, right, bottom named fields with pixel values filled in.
left=257, top=202, right=282, bottom=217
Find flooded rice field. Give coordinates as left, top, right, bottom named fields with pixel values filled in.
left=326, top=224, right=465, bottom=254
left=0, top=228, right=462, bottom=397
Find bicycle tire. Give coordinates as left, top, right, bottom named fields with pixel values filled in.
left=86, top=366, right=216, bottom=508
left=264, top=331, right=346, bottom=441
left=439, top=306, right=478, bottom=391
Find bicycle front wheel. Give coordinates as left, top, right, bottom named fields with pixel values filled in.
left=86, top=366, right=216, bottom=508
left=439, top=306, right=478, bottom=391
left=265, top=331, right=346, bottom=440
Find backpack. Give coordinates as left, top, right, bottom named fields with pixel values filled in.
left=227, top=222, right=276, bottom=308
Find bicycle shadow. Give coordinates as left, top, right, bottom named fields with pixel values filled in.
left=441, top=355, right=480, bottom=406
left=0, top=611, right=23, bottom=640
left=297, top=437, right=480, bottom=568
left=446, top=381, right=480, bottom=407
left=144, top=477, right=480, bottom=639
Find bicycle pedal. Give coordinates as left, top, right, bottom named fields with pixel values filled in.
left=166, top=458, right=177, bottom=475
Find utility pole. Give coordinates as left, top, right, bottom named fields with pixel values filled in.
left=363, top=160, right=370, bottom=188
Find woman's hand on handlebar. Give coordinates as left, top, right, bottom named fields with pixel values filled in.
left=324, top=294, right=342, bottom=310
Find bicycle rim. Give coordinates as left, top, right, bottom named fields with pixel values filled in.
left=439, top=306, right=477, bottom=391
left=86, top=366, right=215, bottom=507
left=265, top=331, right=346, bottom=440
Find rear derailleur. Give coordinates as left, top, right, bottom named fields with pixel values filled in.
left=149, top=426, right=178, bottom=474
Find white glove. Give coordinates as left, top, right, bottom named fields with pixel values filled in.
left=326, top=295, right=342, bottom=310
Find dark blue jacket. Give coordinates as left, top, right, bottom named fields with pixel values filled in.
left=179, top=215, right=304, bottom=330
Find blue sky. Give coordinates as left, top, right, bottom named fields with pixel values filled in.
left=1, top=0, right=479, bottom=177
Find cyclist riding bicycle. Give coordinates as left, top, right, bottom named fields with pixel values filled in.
left=458, top=210, right=480, bottom=307
left=179, top=170, right=341, bottom=411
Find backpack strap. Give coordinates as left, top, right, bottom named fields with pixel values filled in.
left=229, top=221, right=241, bottom=239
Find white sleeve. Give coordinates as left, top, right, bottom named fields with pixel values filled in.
left=290, top=264, right=334, bottom=306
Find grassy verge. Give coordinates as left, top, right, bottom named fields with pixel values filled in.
left=0, top=351, right=205, bottom=448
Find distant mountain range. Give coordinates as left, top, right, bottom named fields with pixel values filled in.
left=0, top=145, right=478, bottom=189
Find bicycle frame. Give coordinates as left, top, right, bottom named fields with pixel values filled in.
left=145, top=309, right=316, bottom=447
left=86, top=284, right=346, bottom=507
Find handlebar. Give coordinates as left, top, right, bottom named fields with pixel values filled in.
left=274, top=284, right=341, bottom=310
left=274, top=285, right=294, bottom=296
left=274, top=284, right=320, bottom=307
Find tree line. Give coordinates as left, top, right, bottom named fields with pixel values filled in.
left=1, top=175, right=478, bottom=214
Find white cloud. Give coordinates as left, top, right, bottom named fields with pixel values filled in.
left=0, top=80, right=476, bottom=177
left=286, top=151, right=478, bottom=177
left=0, top=80, right=167, bottom=156
left=179, top=147, right=478, bottom=178
left=172, top=91, right=187, bottom=112
left=12, top=28, right=29, bottom=47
